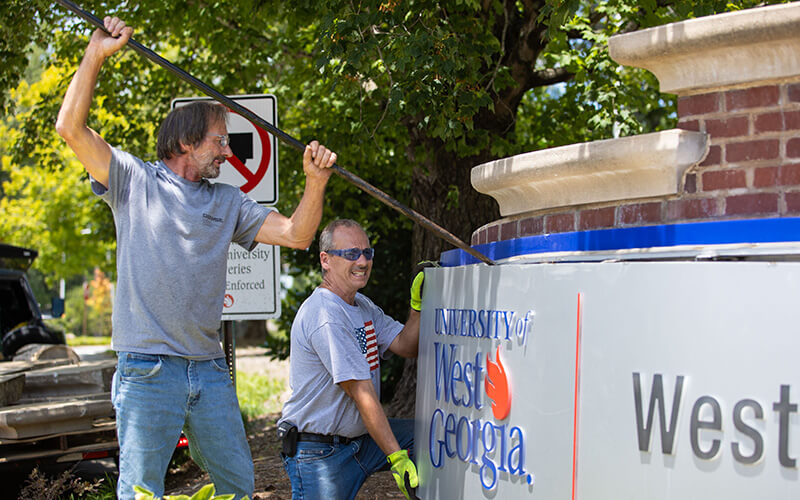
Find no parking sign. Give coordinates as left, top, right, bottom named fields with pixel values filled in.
left=172, top=94, right=281, bottom=320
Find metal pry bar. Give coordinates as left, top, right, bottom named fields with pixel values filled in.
left=53, top=0, right=496, bottom=266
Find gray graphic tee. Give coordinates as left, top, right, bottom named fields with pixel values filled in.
left=280, top=287, right=403, bottom=437
left=94, top=147, right=272, bottom=358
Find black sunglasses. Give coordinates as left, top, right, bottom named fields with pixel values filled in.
left=326, top=247, right=375, bottom=261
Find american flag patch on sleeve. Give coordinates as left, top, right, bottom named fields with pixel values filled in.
left=355, top=321, right=379, bottom=371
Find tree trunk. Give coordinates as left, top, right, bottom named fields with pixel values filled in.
left=385, top=0, right=558, bottom=418
left=386, top=140, right=501, bottom=418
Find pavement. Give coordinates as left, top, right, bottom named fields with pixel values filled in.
left=71, top=344, right=115, bottom=362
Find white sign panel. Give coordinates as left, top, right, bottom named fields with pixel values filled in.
left=416, top=261, right=800, bottom=499
left=172, top=94, right=279, bottom=204
left=222, top=244, right=280, bottom=320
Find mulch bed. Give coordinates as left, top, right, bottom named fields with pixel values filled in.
left=164, top=413, right=405, bottom=499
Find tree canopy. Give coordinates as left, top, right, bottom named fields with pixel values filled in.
left=0, top=0, right=785, bottom=408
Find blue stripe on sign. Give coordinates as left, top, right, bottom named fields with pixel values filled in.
left=439, top=217, right=800, bottom=267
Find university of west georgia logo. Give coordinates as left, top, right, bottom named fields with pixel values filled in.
left=429, top=342, right=530, bottom=490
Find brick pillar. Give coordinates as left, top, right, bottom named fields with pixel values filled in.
left=677, top=84, right=800, bottom=217
left=472, top=3, right=800, bottom=246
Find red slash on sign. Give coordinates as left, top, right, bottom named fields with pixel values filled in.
left=226, top=124, right=272, bottom=193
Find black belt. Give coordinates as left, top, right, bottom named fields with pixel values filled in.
left=297, top=432, right=361, bottom=445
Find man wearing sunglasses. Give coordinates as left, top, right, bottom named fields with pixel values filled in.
left=56, top=16, right=337, bottom=500
left=279, top=219, right=421, bottom=500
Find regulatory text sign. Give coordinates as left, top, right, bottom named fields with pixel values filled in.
left=222, top=244, right=280, bottom=320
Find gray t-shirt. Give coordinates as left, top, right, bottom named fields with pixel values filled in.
left=280, top=287, right=404, bottom=437
left=94, top=147, right=272, bottom=358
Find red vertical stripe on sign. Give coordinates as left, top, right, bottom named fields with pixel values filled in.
left=572, top=293, right=583, bottom=500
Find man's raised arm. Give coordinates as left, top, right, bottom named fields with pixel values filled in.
left=56, top=16, right=131, bottom=188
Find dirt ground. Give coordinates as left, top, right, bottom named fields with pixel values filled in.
left=163, top=347, right=405, bottom=499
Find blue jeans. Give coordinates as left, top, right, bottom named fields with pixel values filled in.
left=282, top=418, right=415, bottom=500
left=112, top=352, right=253, bottom=500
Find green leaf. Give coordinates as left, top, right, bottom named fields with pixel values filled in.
left=187, top=484, right=215, bottom=500
left=133, top=485, right=156, bottom=500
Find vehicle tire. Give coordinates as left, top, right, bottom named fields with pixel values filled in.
left=2, top=324, right=62, bottom=358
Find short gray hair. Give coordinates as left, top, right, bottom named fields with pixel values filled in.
left=319, top=219, right=366, bottom=253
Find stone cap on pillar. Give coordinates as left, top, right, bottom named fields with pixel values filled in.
left=471, top=129, right=708, bottom=217
left=608, top=3, right=800, bottom=95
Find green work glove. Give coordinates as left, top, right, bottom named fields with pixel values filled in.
left=387, top=449, right=418, bottom=500
left=410, top=261, right=439, bottom=311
